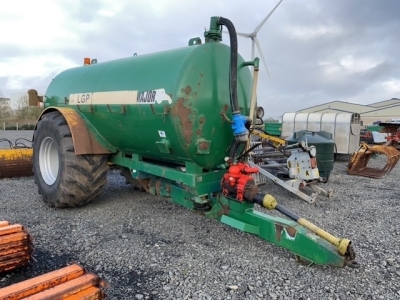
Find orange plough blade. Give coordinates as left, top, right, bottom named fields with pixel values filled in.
left=347, top=143, right=400, bottom=178
left=0, top=221, right=33, bottom=274
left=0, top=264, right=106, bottom=300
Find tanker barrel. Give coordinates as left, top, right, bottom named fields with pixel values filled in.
left=251, top=192, right=357, bottom=262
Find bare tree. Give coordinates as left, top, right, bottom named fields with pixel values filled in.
left=0, top=90, right=13, bottom=119
left=14, top=94, right=43, bottom=120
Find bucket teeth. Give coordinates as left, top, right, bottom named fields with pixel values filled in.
left=347, top=143, right=400, bottom=178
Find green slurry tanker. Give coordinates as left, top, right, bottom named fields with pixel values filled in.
left=31, top=17, right=358, bottom=268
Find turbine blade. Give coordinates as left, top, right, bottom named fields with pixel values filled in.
left=237, top=32, right=251, bottom=38
left=254, top=0, right=283, bottom=34
left=254, top=37, right=271, bottom=79
left=251, top=41, right=255, bottom=60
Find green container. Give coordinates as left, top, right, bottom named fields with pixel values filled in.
left=44, top=41, right=252, bottom=170
left=264, top=122, right=282, bottom=136
left=285, top=130, right=334, bottom=179
left=366, top=125, right=383, bottom=132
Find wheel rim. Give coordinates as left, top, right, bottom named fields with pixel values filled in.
left=39, top=137, right=59, bottom=185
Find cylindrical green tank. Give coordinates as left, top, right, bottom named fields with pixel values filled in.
left=44, top=41, right=252, bottom=170
left=285, top=131, right=334, bottom=179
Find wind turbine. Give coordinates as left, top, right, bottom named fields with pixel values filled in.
left=227, top=0, right=283, bottom=79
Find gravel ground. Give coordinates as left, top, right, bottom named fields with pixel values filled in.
left=0, top=136, right=400, bottom=299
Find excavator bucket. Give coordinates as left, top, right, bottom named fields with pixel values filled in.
left=0, top=264, right=106, bottom=299
left=0, top=148, right=33, bottom=179
left=347, top=143, right=400, bottom=178
left=0, top=221, right=33, bottom=273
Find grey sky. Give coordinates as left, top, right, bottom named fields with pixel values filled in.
left=1, top=0, right=399, bottom=118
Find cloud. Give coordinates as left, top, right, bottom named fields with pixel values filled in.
left=0, top=55, right=79, bottom=90
left=0, top=0, right=399, bottom=118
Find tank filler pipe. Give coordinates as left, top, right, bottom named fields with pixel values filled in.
left=217, top=17, right=249, bottom=143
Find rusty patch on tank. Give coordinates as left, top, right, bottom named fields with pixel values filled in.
left=275, top=224, right=297, bottom=241
left=196, top=116, right=206, bottom=137
left=173, top=98, right=193, bottom=145
left=198, top=141, right=209, bottom=151
left=182, top=85, right=192, bottom=96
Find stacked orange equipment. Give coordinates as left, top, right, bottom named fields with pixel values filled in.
left=0, top=264, right=106, bottom=299
left=0, top=221, right=33, bottom=274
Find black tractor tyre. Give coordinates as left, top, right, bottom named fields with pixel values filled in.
left=33, top=111, right=109, bottom=208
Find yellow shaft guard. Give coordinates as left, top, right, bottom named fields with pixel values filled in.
left=262, top=194, right=278, bottom=210
left=298, top=218, right=350, bottom=256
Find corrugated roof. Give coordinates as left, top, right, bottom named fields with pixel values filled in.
left=368, top=98, right=400, bottom=108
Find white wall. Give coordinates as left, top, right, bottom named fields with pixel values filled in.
left=0, top=98, right=10, bottom=106
left=10, top=92, right=29, bottom=110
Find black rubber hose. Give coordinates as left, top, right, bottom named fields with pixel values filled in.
left=217, top=17, right=239, bottom=114
left=236, top=142, right=262, bottom=161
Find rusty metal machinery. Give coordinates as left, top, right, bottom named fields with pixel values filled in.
left=0, top=221, right=33, bottom=274
left=30, top=16, right=358, bottom=268
left=0, top=264, right=106, bottom=299
left=347, top=143, right=400, bottom=178
left=0, top=138, right=33, bottom=179
left=249, top=130, right=334, bottom=204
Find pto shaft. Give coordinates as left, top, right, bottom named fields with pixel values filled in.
left=252, top=193, right=355, bottom=260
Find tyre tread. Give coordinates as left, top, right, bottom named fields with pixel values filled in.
left=33, top=111, right=109, bottom=208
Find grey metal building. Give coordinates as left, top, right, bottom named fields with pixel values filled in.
left=297, top=98, right=400, bottom=126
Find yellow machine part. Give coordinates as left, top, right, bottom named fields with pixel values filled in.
left=0, top=264, right=106, bottom=300
left=251, top=129, right=286, bottom=148
left=347, top=143, right=400, bottom=178
left=0, top=148, right=33, bottom=179
left=0, top=221, right=33, bottom=274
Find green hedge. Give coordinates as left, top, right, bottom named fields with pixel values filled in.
left=19, top=124, right=35, bottom=130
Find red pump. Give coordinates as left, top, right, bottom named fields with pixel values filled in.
left=221, top=162, right=259, bottom=201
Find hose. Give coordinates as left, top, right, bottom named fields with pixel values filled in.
left=0, top=138, right=32, bottom=149
left=217, top=17, right=239, bottom=114
left=217, top=17, right=249, bottom=143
